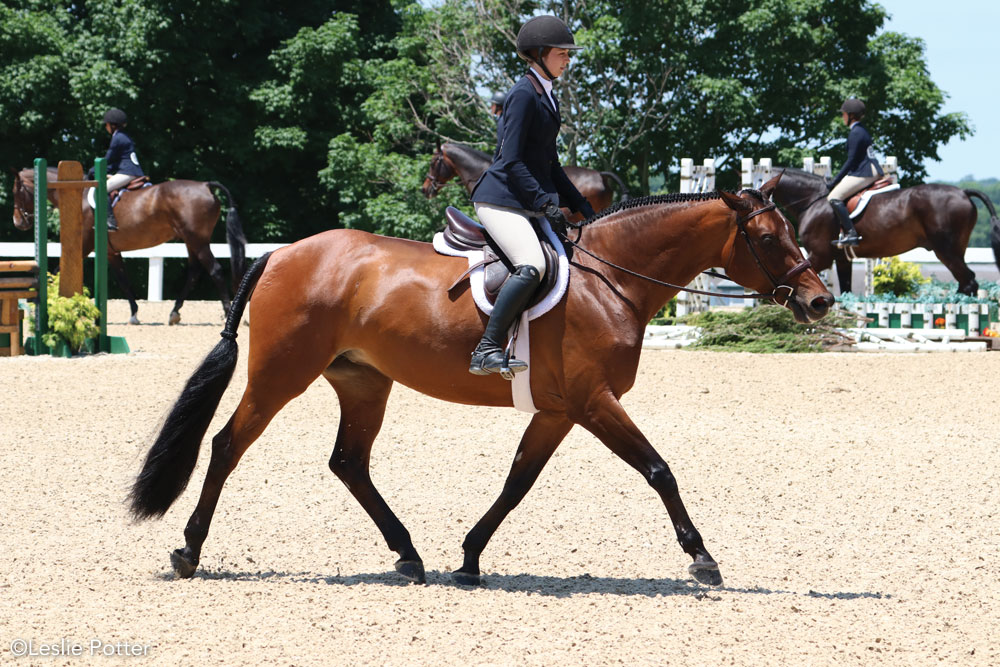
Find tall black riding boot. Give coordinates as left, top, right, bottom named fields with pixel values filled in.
left=107, top=195, right=118, bottom=231
left=830, top=199, right=859, bottom=246
left=469, top=265, right=541, bottom=376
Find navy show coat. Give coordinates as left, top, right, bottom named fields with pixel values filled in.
left=830, top=122, right=882, bottom=187
left=104, top=130, right=145, bottom=177
left=471, top=71, right=588, bottom=214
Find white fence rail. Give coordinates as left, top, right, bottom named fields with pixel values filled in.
left=0, top=242, right=285, bottom=301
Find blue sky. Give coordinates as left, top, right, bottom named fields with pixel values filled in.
left=878, top=0, right=998, bottom=181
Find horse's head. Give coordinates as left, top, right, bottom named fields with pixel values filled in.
left=718, top=174, right=833, bottom=323
left=421, top=146, right=457, bottom=199
left=11, top=168, right=35, bottom=231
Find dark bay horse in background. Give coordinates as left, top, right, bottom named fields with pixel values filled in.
left=129, top=175, right=832, bottom=588
left=773, top=167, right=1000, bottom=294
left=12, top=167, right=246, bottom=324
left=422, top=142, right=629, bottom=221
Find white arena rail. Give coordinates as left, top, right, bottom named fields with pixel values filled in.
left=0, top=242, right=285, bottom=301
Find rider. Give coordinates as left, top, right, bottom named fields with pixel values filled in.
left=100, top=108, right=145, bottom=231
left=827, top=98, right=883, bottom=246
left=489, top=90, right=506, bottom=151
left=468, top=15, right=596, bottom=377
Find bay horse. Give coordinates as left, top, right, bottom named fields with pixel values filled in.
left=773, top=167, right=1000, bottom=294
left=128, top=175, right=832, bottom=588
left=421, top=142, right=629, bottom=221
left=12, top=167, right=246, bottom=324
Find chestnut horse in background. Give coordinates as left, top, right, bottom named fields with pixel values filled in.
left=421, top=142, right=629, bottom=221
left=773, top=167, right=1000, bottom=294
left=128, top=175, right=832, bottom=588
left=12, top=167, right=246, bottom=324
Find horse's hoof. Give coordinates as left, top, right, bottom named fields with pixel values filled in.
left=452, top=569, right=481, bottom=587
left=128, top=316, right=140, bottom=325
left=170, top=549, right=198, bottom=579
left=688, top=561, right=723, bottom=587
left=168, top=311, right=181, bottom=326
left=394, top=559, right=426, bottom=584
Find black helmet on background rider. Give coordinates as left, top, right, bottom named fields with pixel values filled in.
left=490, top=91, right=507, bottom=107
left=102, top=108, right=128, bottom=126
left=516, top=15, right=582, bottom=79
left=840, top=98, right=866, bottom=117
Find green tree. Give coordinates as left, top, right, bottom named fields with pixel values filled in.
left=943, top=177, right=1000, bottom=248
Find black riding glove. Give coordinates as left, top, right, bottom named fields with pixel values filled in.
left=578, top=201, right=597, bottom=221
left=542, top=202, right=570, bottom=237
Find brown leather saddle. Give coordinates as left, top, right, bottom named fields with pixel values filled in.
left=109, top=176, right=152, bottom=205
left=442, top=206, right=560, bottom=308
left=846, top=177, right=894, bottom=215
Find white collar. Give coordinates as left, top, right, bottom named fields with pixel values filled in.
left=849, top=120, right=859, bottom=129
left=528, top=67, right=557, bottom=111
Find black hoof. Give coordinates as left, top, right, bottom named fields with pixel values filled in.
left=452, top=569, right=481, bottom=587
left=170, top=549, right=198, bottom=579
left=394, top=559, right=426, bottom=584
left=688, top=561, right=723, bottom=587
left=168, top=311, right=181, bottom=326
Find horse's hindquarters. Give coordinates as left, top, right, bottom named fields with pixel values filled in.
left=246, top=231, right=517, bottom=408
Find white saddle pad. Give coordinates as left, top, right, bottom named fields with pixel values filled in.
left=432, top=218, right=570, bottom=413
left=850, top=183, right=901, bottom=219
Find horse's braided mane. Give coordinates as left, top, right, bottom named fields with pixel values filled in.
left=580, top=189, right=765, bottom=226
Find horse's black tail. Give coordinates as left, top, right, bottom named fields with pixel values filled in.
left=207, top=181, right=247, bottom=292
left=600, top=171, right=630, bottom=201
left=964, top=189, right=1000, bottom=273
left=128, top=252, right=273, bottom=521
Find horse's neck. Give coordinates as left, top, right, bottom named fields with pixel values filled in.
left=583, top=203, right=732, bottom=322
left=449, top=146, right=490, bottom=186
left=776, top=172, right=824, bottom=215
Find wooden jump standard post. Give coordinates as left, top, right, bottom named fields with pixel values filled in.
left=26, top=157, right=128, bottom=355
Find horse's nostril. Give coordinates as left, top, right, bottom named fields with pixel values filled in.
left=810, top=295, right=832, bottom=314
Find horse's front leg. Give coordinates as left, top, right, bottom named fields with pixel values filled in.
left=455, top=411, right=574, bottom=586
left=575, top=388, right=722, bottom=586
left=107, top=252, right=140, bottom=324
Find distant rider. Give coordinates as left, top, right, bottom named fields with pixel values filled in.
left=100, top=108, right=145, bottom=231
left=490, top=90, right=507, bottom=152
left=827, top=98, right=883, bottom=246
left=468, top=16, right=596, bottom=377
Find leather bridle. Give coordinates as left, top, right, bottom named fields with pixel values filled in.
left=560, top=197, right=811, bottom=306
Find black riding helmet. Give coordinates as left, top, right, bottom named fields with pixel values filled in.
left=516, top=15, right=582, bottom=79
left=840, top=98, right=866, bottom=117
left=490, top=91, right=507, bottom=106
left=103, top=108, right=127, bottom=126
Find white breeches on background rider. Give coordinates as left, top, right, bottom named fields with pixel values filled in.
left=474, top=202, right=546, bottom=279
left=86, top=173, right=134, bottom=209
left=827, top=165, right=880, bottom=201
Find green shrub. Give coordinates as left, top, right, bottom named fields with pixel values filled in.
left=872, top=257, right=929, bottom=297
left=686, top=305, right=855, bottom=353
left=649, top=297, right=678, bottom=325
left=30, top=273, right=100, bottom=353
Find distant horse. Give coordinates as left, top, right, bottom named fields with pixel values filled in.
left=128, top=175, right=832, bottom=588
left=12, top=167, right=246, bottom=324
left=421, top=142, right=629, bottom=220
left=772, top=167, right=1000, bottom=294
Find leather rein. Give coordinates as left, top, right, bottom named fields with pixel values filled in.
left=559, top=200, right=811, bottom=307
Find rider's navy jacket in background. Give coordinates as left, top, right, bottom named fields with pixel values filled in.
left=471, top=70, right=588, bottom=213
left=104, top=130, right=145, bottom=177
left=830, top=122, right=883, bottom=188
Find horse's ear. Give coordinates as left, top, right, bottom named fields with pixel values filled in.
left=719, top=189, right=752, bottom=214
left=759, top=172, right=783, bottom=200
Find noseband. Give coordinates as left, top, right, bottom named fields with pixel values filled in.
left=423, top=153, right=448, bottom=196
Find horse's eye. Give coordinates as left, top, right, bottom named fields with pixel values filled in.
left=761, top=234, right=777, bottom=248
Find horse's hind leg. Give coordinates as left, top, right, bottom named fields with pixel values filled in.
left=193, top=245, right=232, bottom=316
left=455, top=411, right=574, bottom=586
left=172, top=344, right=332, bottom=577
left=931, top=241, right=978, bottom=295
left=323, top=360, right=426, bottom=583
left=577, top=390, right=721, bottom=586
left=168, top=258, right=204, bottom=325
